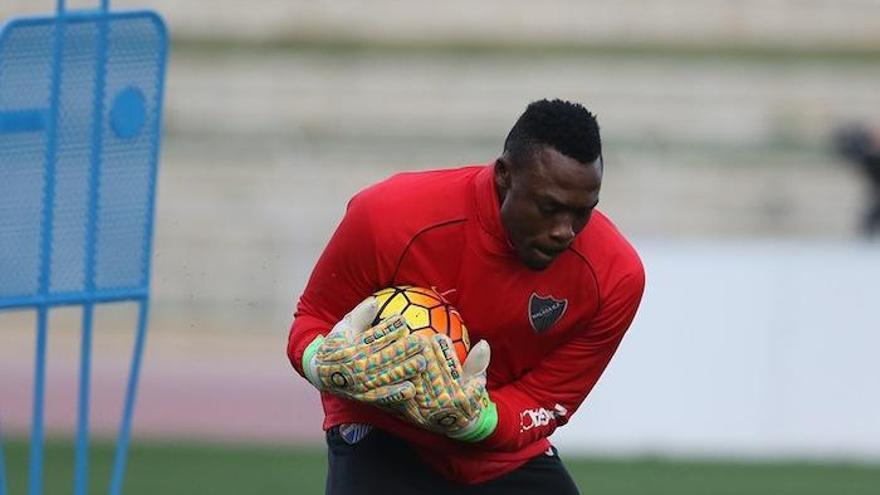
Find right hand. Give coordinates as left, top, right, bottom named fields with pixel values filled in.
left=394, top=335, right=497, bottom=441
left=302, top=297, right=427, bottom=406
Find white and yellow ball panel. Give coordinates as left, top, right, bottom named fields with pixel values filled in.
left=370, top=285, right=470, bottom=362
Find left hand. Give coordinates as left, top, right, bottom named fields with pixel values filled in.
left=303, top=297, right=426, bottom=406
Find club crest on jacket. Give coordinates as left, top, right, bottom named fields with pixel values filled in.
left=528, top=293, right=567, bottom=333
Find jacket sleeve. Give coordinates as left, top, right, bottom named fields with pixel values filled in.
left=479, top=264, right=646, bottom=451
left=287, top=192, right=390, bottom=377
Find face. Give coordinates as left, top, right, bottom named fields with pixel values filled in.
left=495, top=147, right=602, bottom=271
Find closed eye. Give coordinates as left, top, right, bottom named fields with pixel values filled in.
left=538, top=202, right=560, bottom=216
left=540, top=200, right=597, bottom=219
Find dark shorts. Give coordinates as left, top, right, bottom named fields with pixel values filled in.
left=325, top=424, right=581, bottom=495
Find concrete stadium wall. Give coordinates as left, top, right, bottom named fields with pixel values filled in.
left=3, top=0, right=880, bottom=48
left=4, top=241, right=876, bottom=457
left=555, top=241, right=880, bottom=459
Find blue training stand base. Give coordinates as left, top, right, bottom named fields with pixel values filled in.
left=0, top=1, right=168, bottom=495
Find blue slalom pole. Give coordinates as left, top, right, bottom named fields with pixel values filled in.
left=109, top=8, right=167, bottom=492
left=0, top=417, right=8, bottom=495
left=29, top=1, right=65, bottom=490
left=28, top=309, right=50, bottom=495
left=73, top=2, right=110, bottom=492
left=1, top=2, right=168, bottom=493
left=109, top=298, right=150, bottom=495
left=73, top=304, right=95, bottom=495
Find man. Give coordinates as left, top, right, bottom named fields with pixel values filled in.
left=833, top=123, right=880, bottom=239
left=288, top=99, right=645, bottom=494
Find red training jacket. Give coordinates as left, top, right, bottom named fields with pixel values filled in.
left=288, top=164, right=645, bottom=484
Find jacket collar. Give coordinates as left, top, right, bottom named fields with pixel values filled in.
left=472, top=163, right=517, bottom=257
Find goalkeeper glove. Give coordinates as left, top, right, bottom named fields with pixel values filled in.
left=302, top=297, right=427, bottom=406
left=395, top=335, right=498, bottom=442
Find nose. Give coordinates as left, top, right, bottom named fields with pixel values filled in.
left=549, top=220, right=575, bottom=245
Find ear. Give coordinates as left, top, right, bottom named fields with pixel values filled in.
left=494, top=157, right=511, bottom=195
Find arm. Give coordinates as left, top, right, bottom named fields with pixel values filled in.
left=480, top=265, right=646, bottom=451
left=287, top=192, right=394, bottom=377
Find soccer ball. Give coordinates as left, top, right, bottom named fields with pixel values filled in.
left=372, top=286, right=470, bottom=363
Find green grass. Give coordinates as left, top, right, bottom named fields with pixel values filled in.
left=2, top=439, right=326, bottom=495
left=2, top=438, right=879, bottom=495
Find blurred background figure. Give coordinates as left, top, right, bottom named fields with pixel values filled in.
left=833, top=123, right=880, bottom=239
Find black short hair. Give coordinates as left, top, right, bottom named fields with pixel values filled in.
left=503, top=99, right=602, bottom=167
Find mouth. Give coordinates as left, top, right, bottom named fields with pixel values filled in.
left=532, top=245, right=566, bottom=262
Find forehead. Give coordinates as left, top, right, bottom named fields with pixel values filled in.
left=518, top=147, right=602, bottom=205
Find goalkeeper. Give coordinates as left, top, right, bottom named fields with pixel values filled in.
left=288, top=99, right=645, bottom=494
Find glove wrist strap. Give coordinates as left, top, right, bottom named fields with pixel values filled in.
left=302, top=335, right=325, bottom=389
left=448, top=400, right=498, bottom=443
